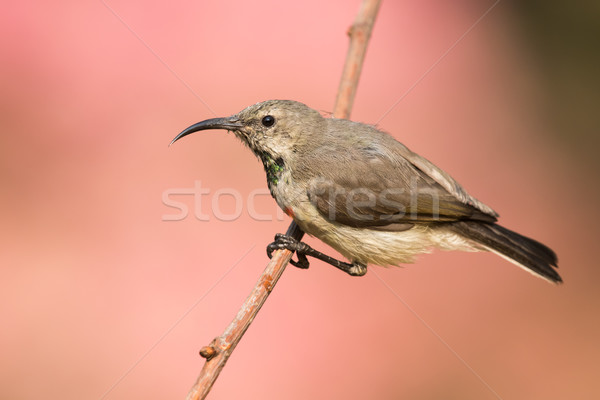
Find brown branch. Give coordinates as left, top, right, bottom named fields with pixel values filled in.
left=184, top=223, right=299, bottom=400
left=334, top=0, right=382, bottom=119
left=185, top=1, right=382, bottom=399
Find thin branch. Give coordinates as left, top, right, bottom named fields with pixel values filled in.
left=334, top=0, right=382, bottom=119
left=185, top=1, right=382, bottom=398
left=185, top=222, right=301, bottom=400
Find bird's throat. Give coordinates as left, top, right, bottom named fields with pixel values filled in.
left=256, top=150, right=285, bottom=192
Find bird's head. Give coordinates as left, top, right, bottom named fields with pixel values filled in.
left=171, top=100, right=324, bottom=161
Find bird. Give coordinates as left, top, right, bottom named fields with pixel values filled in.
left=171, top=100, right=561, bottom=283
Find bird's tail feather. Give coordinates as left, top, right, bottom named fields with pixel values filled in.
left=449, top=221, right=562, bottom=283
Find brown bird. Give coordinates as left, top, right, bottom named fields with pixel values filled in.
left=171, top=100, right=561, bottom=283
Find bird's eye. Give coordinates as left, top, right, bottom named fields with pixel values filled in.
left=261, top=115, right=275, bottom=127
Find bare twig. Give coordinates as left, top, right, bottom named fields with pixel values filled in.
left=184, top=224, right=299, bottom=400
left=334, top=0, right=382, bottom=119
left=185, top=1, right=381, bottom=398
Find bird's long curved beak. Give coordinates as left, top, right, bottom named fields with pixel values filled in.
left=169, top=117, right=243, bottom=146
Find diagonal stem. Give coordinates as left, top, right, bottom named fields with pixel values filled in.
left=185, top=1, right=382, bottom=399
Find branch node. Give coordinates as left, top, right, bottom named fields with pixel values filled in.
left=348, top=22, right=368, bottom=37
left=199, top=346, right=217, bottom=361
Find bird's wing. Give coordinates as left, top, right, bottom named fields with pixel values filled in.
left=395, top=141, right=498, bottom=217
left=304, top=130, right=497, bottom=231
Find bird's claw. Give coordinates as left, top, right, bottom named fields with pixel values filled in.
left=267, top=234, right=310, bottom=269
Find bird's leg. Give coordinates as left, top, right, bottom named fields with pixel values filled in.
left=266, top=234, right=367, bottom=276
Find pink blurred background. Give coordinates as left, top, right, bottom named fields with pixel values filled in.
left=1, top=1, right=599, bottom=399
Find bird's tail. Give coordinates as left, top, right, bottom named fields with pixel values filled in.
left=449, top=221, right=562, bottom=283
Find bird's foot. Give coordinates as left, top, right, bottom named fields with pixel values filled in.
left=266, top=234, right=367, bottom=277
left=267, top=234, right=310, bottom=269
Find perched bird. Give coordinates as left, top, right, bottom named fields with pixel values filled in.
left=171, top=100, right=561, bottom=283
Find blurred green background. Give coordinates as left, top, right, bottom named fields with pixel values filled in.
left=513, top=0, right=600, bottom=168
